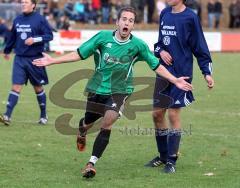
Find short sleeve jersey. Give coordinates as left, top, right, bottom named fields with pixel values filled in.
left=77, top=30, right=160, bottom=94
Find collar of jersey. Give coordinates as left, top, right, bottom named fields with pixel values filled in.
left=23, top=11, right=35, bottom=16
left=112, top=30, right=132, bottom=45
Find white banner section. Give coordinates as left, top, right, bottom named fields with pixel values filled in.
left=50, top=30, right=221, bottom=52
left=204, top=32, right=222, bottom=52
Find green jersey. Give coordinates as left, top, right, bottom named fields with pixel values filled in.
left=77, top=30, right=160, bottom=94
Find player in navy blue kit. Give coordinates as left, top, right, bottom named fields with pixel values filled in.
left=145, top=0, right=214, bottom=173
left=0, top=18, right=9, bottom=50
left=0, top=0, right=53, bottom=126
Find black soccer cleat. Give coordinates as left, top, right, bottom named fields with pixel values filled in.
left=82, top=163, right=96, bottom=179
left=144, top=156, right=166, bottom=167
left=163, top=162, right=176, bottom=173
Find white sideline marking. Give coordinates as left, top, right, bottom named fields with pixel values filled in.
left=189, top=109, right=240, bottom=117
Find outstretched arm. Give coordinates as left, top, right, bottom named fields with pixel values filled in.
left=155, top=65, right=193, bottom=91
left=32, top=51, right=81, bottom=66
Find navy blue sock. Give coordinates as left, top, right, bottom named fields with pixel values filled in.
left=155, top=128, right=168, bottom=163
left=5, top=90, right=20, bottom=118
left=36, top=90, right=47, bottom=118
left=167, top=129, right=182, bottom=165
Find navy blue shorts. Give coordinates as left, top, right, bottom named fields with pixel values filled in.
left=12, top=55, right=48, bottom=86
left=153, top=75, right=194, bottom=108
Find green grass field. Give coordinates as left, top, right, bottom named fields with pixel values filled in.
left=0, top=53, right=240, bottom=188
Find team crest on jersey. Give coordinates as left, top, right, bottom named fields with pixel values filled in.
left=21, top=32, right=27, bottom=40
left=106, top=43, right=112, bottom=48
left=163, top=36, right=171, bottom=46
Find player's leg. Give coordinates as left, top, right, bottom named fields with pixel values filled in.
left=0, top=84, right=23, bottom=126
left=163, top=108, right=182, bottom=173
left=82, top=110, right=119, bottom=178
left=33, top=85, right=48, bottom=125
left=90, top=109, right=118, bottom=163
left=82, top=94, right=128, bottom=178
left=145, top=108, right=168, bottom=167
left=77, top=93, right=104, bottom=152
left=77, top=113, right=101, bottom=152
left=0, top=56, right=26, bottom=126
left=27, top=56, right=49, bottom=124
left=145, top=75, right=172, bottom=167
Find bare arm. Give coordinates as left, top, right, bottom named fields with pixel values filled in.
left=160, top=50, right=173, bottom=66
left=32, top=51, right=81, bottom=66
left=155, top=65, right=193, bottom=91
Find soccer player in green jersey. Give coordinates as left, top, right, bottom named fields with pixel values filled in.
left=33, top=6, right=192, bottom=178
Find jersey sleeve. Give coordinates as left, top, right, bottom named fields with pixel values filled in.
left=138, top=40, right=161, bottom=71
left=32, top=15, right=53, bottom=43
left=189, top=15, right=213, bottom=76
left=154, top=8, right=167, bottom=58
left=4, top=20, right=16, bottom=54
left=39, top=16, right=53, bottom=42
left=77, top=31, right=103, bottom=60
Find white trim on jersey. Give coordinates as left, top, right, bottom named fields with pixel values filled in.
left=112, top=36, right=131, bottom=45
left=209, top=62, right=213, bottom=74
left=95, top=49, right=101, bottom=70
left=33, top=37, right=43, bottom=43
left=125, top=56, right=138, bottom=80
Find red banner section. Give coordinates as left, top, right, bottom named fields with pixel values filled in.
left=222, top=33, right=240, bottom=52
left=60, top=30, right=81, bottom=39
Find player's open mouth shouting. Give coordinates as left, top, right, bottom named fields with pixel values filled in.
left=116, top=11, right=135, bottom=40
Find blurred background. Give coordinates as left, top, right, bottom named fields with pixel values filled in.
left=0, top=0, right=240, bottom=53
left=0, top=0, right=239, bottom=30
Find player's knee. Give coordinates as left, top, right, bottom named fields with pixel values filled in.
left=152, top=110, right=165, bottom=124
left=101, top=122, right=112, bottom=130
left=168, top=111, right=181, bottom=129
left=168, top=110, right=179, bottom=121
left=34, top=86, right=44, bottom=93
left=12, top=85, right=22, bottom=93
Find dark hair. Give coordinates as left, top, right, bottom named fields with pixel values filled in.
left=31, top=0, right=37, bottom=10
left=117, top=6, right=137, bottom=21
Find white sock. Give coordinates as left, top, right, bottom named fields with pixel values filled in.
left=89, top=156, right=98, bottom=165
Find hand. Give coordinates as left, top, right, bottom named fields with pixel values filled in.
left=175, top=77, right=193, bottom=91
left=204, top=75, right=214, bottom=89
left=25, top=37, right=34, bottom=46
left=4, top=54, right=10, bottom=60
left=160, top=50, right=173, bottom=66
left=32, top=53, right=54, bottom=67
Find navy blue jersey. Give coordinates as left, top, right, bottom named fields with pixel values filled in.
left=154, top=7, right=213, bottom=79
left=4, top=12, right=53, bottom=57
left=0, top=23, right=9, bottom=37
left=0, top=23, right=9, bottom=43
